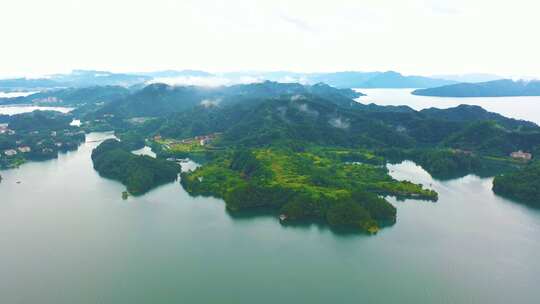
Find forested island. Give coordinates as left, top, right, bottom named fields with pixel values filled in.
left=181, top=148, right=436, bottom=233
left=91, top=139, right=180, bottom=195
left=412, top=79, right=540, bottom=97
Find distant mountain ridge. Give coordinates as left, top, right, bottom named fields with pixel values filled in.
left=431, top=73, right=502, bottom=83
left=0, top=70, right=150, bottom=92
left=221, top=70, right=457, bottom=89
left=0, top=69, right=461, bottom=91
left=412, top=79, right=540, bottom=97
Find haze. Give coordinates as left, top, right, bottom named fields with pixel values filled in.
left=1, top=0, right=539, bottom=78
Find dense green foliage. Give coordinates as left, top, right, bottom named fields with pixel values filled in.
left=5, top=81, right=538, bottom=233
left=74, top=81, right=540, bottom=226
left=412, top=79, right=540, bottom=97
left=442, top=121, right=540, bottom=156
left=91, top=139, right=180, bottom=195
left=492, top=163, right=540, bottom=206
left=0, top=111, right=85, bottom=169
left=181, top=148, right=436, bottom=233
left=8, top=111, right=73, bottom=132
left=93, top=81, right=366, bottom=119
left=420, top=105, right=537, bottom=130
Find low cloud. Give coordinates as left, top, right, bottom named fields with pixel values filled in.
left=276, top=106, right=291, bottom=123
left=279, top=76, right=309, bottom=84
left=200, top=98, right=221, bottom=108
left=328, top=116, right=350, bottom=129
left=149, top=76, right=263, bottom=87
left=291, top=94, right=305, bottom=101
left=296, top=103, right=319, bottom=118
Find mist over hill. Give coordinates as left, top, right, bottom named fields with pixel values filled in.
left=0, top=69, right=462, bottom=92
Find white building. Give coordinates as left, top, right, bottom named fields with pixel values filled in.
left=4, top=149, right=17, bottom=156
left=18, top=146, right=31, bottom=153
left=510, top=150, right=532, bottom=161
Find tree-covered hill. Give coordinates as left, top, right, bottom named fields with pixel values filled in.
left=91, top=139, right=181, bottom=195
left=493, top=162, right=540, bottom=207
left=412, top=79, right=540, bottom=97
left=93, top=81, right=365, bottom=118
left=89, top=81, right=540, bottom=160
left=8, top=111, right=73, bottom=132
left=420, top=104, right=537, bottom=130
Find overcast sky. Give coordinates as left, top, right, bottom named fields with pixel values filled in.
left=1, top=0, right=539, bottom=78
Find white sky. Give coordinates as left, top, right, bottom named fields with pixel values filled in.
left=1, top=0, right=539, bottom=78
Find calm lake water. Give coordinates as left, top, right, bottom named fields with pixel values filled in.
left=2, top=90, right=540, bottom=303
left=0, top=105, right=72, bottom=115
left=356, top=89, right=540, bottom=125
left=0, top=91, right=37, bottom=98
left=1, top=132, right=540, bottom=304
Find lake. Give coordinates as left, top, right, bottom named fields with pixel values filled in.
left=0, top=105, right=73, bottom=115
left=0, top=91, right=37, bottom=98
left=356, top=89, right=540, bottom=125
left=2, top=90, right=540, bottom=303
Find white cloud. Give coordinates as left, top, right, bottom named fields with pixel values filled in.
left=200, top=98, right=221, bottom=108
left=297, top=103, right=319, bottom=117
left=328, top=116, right=350, bottom=129
left=290, top=94, right=305, bottom=101
left=149, top=76, right=262, bottom=87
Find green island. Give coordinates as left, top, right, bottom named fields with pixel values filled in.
left=181, top=148, right=436, bottom=233
left=91, top=139, right=180, bottom=195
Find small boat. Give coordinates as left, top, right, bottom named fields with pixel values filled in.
left=279, top=214, right=287, bottom=222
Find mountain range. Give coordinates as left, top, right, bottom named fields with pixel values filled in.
left=0, top=69, right=471, bottom=91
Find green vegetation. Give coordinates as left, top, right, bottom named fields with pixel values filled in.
left=492, top=162, right=540, bottom=207
left=91, top=139, right=180, bottom=195
left=72, top=82, right=540, bottom=231
left=7, top=110, right=73, bottom=132
left=6, top=81, right=540, bottom=233
left=0, top=111, right=85, bottom=169
left=181, top=148, right=436, bottom=233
